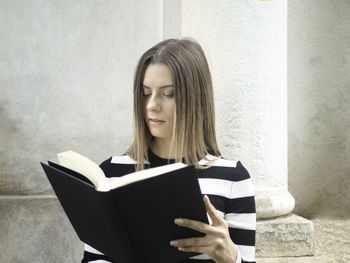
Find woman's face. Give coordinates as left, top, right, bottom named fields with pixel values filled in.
left=142, top=63, right=175, bottom=141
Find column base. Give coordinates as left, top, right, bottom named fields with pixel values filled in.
left=255, top=190, right=295, bottom=219
left=256, top=213, right=314, bottom=257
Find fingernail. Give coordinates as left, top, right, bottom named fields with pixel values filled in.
left=204, top=195, right=209, bottom=202
left=170, top=241, right=178, bottom=246
left=174, top=218, right=184, bottom=224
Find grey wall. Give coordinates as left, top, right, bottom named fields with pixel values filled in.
left=0, top=0, right=162, bottom=195
left=0, top=1, right=163, bottom=261
left=288, top=0, right=350, bottom=219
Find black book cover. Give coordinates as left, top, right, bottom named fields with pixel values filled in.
left=41, top=162, right=209, bottom=263
left=42, top=162, right=135, bottom=263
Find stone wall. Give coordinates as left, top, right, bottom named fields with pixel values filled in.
left=288, top=0, right=350, bottom=219
left=0, top=1, right=162, bottom=261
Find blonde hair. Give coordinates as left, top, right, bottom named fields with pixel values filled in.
left=126, top=38, right=220, bottom=170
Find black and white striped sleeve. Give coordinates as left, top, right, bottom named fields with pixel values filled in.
left=195, top=158, right=256, bottom=263
left=225, top=161, right=256, bottom=263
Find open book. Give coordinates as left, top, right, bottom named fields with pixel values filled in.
left=57, top=150, right=188, bottom=191
left=41, top=151, right=208, bottom=263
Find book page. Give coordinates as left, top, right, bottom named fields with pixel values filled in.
left=57, top=151, right=107, bottom=189
left=98, top=162, right=187, bottom=191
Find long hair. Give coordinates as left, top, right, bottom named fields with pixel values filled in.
left=126, top=38, right=220, bottom=170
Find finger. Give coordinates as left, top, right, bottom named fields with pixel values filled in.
left=177, top=245, right=211, bottom=255
left=174, top=218, right=216, bottom=235
left=170, top=236, right=210, bottom=248
left=203, top=195, right=225, bottom=225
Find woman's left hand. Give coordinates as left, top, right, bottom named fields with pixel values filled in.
left=170, top=195, right=238, bottom=263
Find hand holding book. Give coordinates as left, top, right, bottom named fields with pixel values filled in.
left=171, top=195, right=239, bottom=263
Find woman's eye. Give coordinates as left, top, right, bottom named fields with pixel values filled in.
left=163, top=93, right=174, bottom=97
left=142, top=92, right=151, bottom=97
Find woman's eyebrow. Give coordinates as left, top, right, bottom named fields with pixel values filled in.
left=142, top=84, right=174, bottom=89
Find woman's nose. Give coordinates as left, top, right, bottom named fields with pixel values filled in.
left=146, top=94, right=161, bottom=112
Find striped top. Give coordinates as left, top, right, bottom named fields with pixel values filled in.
left=82, top=150, right=256, bottom=263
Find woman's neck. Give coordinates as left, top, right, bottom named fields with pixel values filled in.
left=150, top=138, right=175, bottom=159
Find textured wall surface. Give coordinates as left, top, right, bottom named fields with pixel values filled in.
left=0, top=0, right=162, bottom=195
left=0, top=0, right=163, bottom=261
left=288, top=0, right=350, bottom=218
left=0, top=196, right=82, bottom=262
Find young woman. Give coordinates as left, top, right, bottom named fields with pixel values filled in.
left=82, top=38, right=256, bottom=263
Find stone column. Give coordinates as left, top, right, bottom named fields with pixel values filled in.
left=181, top=0, right=313, bottom=257
left=181, top=0, right=294, bottom=219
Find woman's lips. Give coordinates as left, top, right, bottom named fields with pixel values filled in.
left=149, top=118, right=165, bottom=125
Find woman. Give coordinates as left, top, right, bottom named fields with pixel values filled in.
left=82, top=38, right=256, bottom=263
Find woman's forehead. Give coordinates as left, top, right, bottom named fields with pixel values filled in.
left=143, top=63, right=174, bottom=86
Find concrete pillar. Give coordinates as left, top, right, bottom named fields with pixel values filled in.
left=181, top=0, right=313, bottom=257
left=181, top=0, right=294, bottom=219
